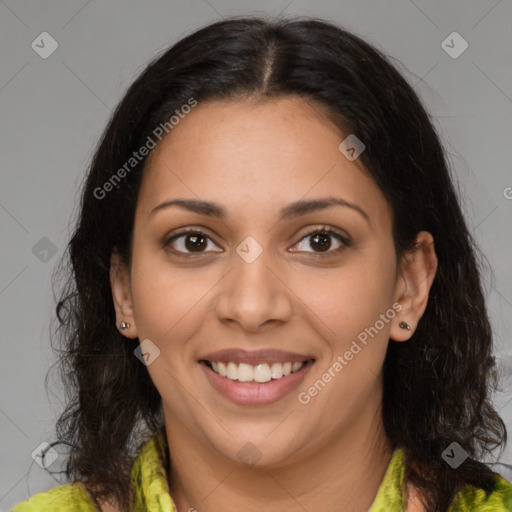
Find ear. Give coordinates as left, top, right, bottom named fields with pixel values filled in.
left=110, top=251, right=137, bottom=339
left=390, top=231, right=438, bottom=342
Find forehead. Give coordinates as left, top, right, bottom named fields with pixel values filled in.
left=137, top=97, right=391, bottom=228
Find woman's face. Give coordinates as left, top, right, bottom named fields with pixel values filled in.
left=111, top=96, right=429, bottom=467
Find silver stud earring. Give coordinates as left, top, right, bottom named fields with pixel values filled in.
left=119, top=321, right=130, bottom=330
left=399, top=321, right=411, bottom=330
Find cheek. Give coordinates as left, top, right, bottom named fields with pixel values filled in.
left=293, top=248, right=397, bottom=348
left=129, top=245, right=212, bottom=338
left=294, top=254, right=395, bottom=418
left=128, top=254, right=209, bottom=399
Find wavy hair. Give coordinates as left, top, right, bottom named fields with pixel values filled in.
left=50, top=15, right=506, bottom=512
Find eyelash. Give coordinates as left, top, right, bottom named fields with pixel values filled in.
left=162, top=225, right=351, bottom=258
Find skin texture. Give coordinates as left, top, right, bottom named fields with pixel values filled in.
left=110, top=96, right=437, bottom=512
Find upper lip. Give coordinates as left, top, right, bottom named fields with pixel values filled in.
left=199, top=348, right=315, bottom=365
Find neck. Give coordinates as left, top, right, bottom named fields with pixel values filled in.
left=164, top=406, right=394, bottom=512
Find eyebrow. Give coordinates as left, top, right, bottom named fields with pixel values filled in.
left=149, top=197, right=370, bottom=224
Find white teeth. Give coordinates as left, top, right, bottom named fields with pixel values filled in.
left=226, top=362, right=238, bottom=380
left=208, top=360, right=307, bottom=382
left=218, top=362, right=227, bottom=377
left=270, top=363, right=283, bottom=379
left=237, top=363, right=254, bottom=382
left=254, top=363, right=272, bottom=383
left=292, top=362, right=303, bottom=372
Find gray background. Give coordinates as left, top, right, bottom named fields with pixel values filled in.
left=1, top=0, right=511, bottom=509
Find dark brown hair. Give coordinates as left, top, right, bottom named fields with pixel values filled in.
left=49, top=15, right=506, bottom=512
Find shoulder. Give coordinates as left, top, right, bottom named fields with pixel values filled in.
left=448, top=473, right=512, bottom=512
left=10, top=482, right=100, bottom=512
left=404, top=463, right=512, bottom=512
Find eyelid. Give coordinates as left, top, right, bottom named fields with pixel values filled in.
left=164, top=226, right=215, bottom=240
left=290, top=226, right=351, bottom=255
left=161, top=226, right=220, bottom=253
left=294, top=224, right=351, bottom=245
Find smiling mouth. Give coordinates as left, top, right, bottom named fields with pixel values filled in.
left=201, top=359, right=315, bottom=383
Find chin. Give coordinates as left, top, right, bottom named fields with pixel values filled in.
left=208, top=432, right=304, bottom=470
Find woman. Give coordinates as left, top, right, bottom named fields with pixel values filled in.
left=11, top=15, right=512, bottom=512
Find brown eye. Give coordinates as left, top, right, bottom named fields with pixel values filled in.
left=183, top=233, right=208, bottom=252
left=164, top=230, right=222, bottom=255
left=309, top=232, right=331, bottom=252
left=290, top=227, right=351, bottom=255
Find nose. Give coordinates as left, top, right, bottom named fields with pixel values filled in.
left=215, top=246, right=294, bottom=333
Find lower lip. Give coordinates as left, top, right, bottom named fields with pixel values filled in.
left=200, top=361, right=314, bottom=406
